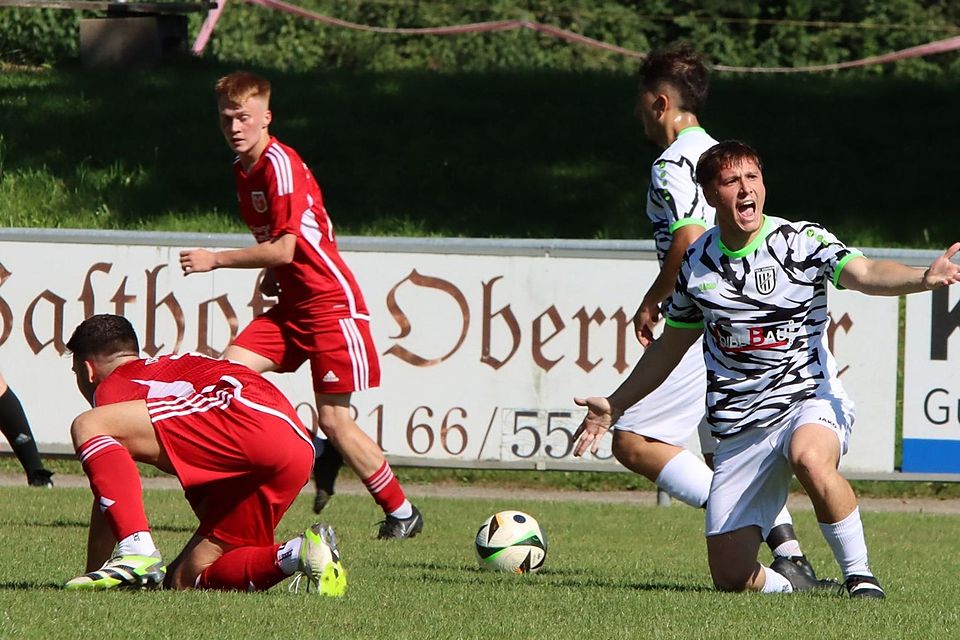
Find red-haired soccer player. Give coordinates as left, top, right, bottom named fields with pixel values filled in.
left=64, top=314, right=345, bottom=593
left=179, top=72, right=422, bottom=539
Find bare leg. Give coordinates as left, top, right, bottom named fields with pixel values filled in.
left=706, top=526, right=766, bottom=591
left=166, top=535, right=228, bottom=590
left=788, top=423, right=856, bottom=523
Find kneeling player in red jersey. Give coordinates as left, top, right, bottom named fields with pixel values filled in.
left=63, top=314, right=345, bottom=594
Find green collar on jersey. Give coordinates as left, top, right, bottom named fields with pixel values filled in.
left=677, top=126, right=706, bottom=137
left=718, top=215, right=772, bottom=258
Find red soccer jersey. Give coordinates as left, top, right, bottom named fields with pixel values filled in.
left=94, top=352, right=306, bottom=443
left=233, top=137, right=370, bottom=320
left=93, top=352, right=314, bottom=547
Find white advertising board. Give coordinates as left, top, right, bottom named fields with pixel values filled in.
left=903, top=286, right=960, bottom=472
left=0, top=231, right=898, bottom=473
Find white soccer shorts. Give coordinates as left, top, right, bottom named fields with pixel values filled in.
left=705, top=395, right=855, bottom=538
left=612, top=336, right=717, bottom=455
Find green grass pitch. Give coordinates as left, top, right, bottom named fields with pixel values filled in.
left=2, top=486, right=960, bottom=639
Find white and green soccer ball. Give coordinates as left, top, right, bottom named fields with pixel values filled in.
left=475, top=510, right=547, bottom=574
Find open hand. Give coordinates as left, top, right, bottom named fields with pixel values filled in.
left=572, top=396, right=618, bottom=457
left=924, top=242, right=960, bottom=289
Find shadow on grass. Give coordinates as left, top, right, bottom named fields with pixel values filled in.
left=0, top=581, right=68, bottom=590
left=14, top=518, right=195, bottom=533
left=409, top=570, right=712, bottom=593
left=385, top=559, right=711, bottom=592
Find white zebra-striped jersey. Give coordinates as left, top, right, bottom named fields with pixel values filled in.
left=647, top=127, right=718, bottom=268
left=665, top=215, right=864, bottom=437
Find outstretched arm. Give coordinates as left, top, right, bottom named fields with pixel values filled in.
left=573, top=324, right=702, bottom=456
left=179, top=233, right=297, bottom=275
left=634, top=224, right=704, bottom=346
left=838, top=242, right=960, bottom=295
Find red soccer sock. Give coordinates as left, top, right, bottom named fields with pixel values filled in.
left=362, top=461, right=407, bottom=515
left=76, top=435, right=149, bottom=540
left=197, top=545, right=285, bottom=592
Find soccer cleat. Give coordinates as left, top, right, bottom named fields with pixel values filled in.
left=377, top=505, right=424, bottom=540
left=27, top=469, right=54, bottom=488
left=64, top=551, right=165, bottom=591
left=769, top=556, right=841, bottom=594
left=780, top=554, right=816, bottom=581
left=845, top=574, right=886, bottom=599
left=313, top=489, right=332, bottom=515
left=288, top=523, right=346, bottom=596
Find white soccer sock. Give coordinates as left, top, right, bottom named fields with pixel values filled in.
left=771, top=539, right=803, bottom=558
left=772, top=505, right=793, bottom=528
left=761, top=565, right=794, bottom=593
left=654, top=449, right=712, bottom=508
left=389, top=500, right=413, bottom=520
left=277, top=537, right=303, bottom=576
left=116, top=531, right=157, bottom=557
left=819, top=507, right=873, bottom=578
left=769, top=506, right=803, bottom=558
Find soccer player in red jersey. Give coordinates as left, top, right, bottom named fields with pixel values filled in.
left=179, top=72, right=422, bottom=539
left=63, top=314, right=346, bottom=594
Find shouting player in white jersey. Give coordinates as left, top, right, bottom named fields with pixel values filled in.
left=179, top=72, right=422, bottom=539
left=611, top=44, right=812, bottom=576
left=574, top=140, right=960, bottom=598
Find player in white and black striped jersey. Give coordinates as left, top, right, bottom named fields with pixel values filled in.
left=609, top=44, right=813, bottom=577
left=575, top=140, right=960, bottom=598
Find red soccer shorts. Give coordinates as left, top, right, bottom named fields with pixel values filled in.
left=149, top=383, right=314, bottom=547
left=232, top=306, right=382, bottom=394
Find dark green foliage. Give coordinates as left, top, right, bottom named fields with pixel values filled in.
left=2, top=0, right=960, bottom=77
left=0, top=9, right=81, bottom=64
left=0, top=64, right=956, bottom=247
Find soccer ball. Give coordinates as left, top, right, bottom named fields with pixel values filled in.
left=475, top=510, right=547, bottom=573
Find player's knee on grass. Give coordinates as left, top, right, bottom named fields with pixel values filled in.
left=165, top=536, right=227, bottom=590
left=164, top=569, right=196, bottom=590
left=709, top=557, right=761, bottom=592
left=707, top=529, right=765, bottom=592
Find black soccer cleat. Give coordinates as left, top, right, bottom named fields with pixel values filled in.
left=313, top=489, right=332, bottom=515
left=27, top=469, right=54, bottom=488
left=312, top=441, right=343, bottom=515
left=377, top=505, right=424, bottom=540
left=781, top=554, right=817, bottom=581
left=845, top=574, right=886, bottom=599
left=770, top=556, right=841, bottom=594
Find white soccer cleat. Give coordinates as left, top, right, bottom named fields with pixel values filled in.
left=288, top=523, right=346, bottom=596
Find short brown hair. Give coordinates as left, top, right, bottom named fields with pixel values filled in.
left=636, top=43, right=709, bottom=113
left=66, top=314, right=140, bottom=361
left=215, top=71, right=271, bottom=105
left=695, top=140, right=763, bottom=186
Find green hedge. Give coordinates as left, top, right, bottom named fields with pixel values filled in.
left=2, top=1, right=960, bottom=76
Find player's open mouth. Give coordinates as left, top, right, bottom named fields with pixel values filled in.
left=737, top=200, right=757, bottom=219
